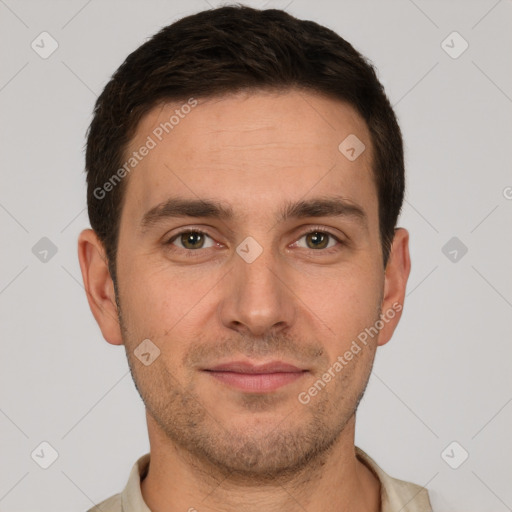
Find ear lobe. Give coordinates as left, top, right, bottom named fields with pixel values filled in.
left=77, top=228, right=123, bottom=345
left=377, top=228, right=411, bottom=347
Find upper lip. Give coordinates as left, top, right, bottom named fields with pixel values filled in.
left=204, top=361, right=307, bottom=374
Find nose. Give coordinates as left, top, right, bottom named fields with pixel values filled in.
left=218, top=242, right=296, bottom=338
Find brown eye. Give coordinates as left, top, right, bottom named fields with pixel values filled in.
left=295, top=230, right=340, bottom=251
left=181, top=232, right=204, bottom=249
left=168, top=230, right=215, bottom=250
left=305, top=231, right=330, bottom=249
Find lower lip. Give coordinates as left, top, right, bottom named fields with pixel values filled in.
left=206, top=371, right=306, bottom=392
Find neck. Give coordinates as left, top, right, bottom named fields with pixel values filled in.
left=140, top=412, right=381, bottom=512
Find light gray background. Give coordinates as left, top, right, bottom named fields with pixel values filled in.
left=1, top=0, right=511, bottom=511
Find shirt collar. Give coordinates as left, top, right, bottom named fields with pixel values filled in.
left=355, top=446, right=432, bottom=512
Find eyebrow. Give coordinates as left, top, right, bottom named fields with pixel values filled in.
left=140, top=195, right=368, bottom=232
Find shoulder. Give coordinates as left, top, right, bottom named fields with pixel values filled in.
left=86, top=453, right=151, bottom=512
left=86, top=492, right=122, bottom=512
left=382, top=475, right=432, bottom=511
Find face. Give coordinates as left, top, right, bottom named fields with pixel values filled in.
left=80, top=89, right=410, bottom=480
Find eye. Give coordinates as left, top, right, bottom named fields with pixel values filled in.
left=164, top=227, right=343, bottom=255
left=167, top=230, right=216, bottom=250
left=293, top=229, right=342, bottom=251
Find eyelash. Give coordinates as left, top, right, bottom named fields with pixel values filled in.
left=164, top=226, right=344, bottom=257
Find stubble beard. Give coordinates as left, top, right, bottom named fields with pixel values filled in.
left=117, top=296, right=378, bottom=484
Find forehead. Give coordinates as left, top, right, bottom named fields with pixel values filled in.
left=120, top=89, right=376, bottom=228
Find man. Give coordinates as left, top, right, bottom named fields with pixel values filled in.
left=78, top=5, right=432, bottom=511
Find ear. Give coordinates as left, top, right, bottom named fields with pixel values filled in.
left=77, top=228, right=123, bottom=345
left=377, top=228, right=411, bottom=347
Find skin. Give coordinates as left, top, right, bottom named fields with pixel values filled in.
left=78, top=89, right=410, bottom=512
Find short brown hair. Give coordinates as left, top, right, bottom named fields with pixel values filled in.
left=85, top=4, right=405, bottom=284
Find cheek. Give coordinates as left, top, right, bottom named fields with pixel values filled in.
left=116, top=258, right=172, bottom=341
left=310, top=269, right=382, bottom=351
left=119, top=259, right=216, bottom=343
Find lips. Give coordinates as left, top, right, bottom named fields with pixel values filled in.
left=203, top=360, right=308, bottom=392
left=207, top=361, right=305, bottom=373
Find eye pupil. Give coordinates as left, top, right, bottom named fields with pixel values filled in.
left=182, top=231, right=204, bottom=249
left=307, top=232, right=328, bottom=249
